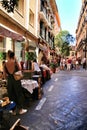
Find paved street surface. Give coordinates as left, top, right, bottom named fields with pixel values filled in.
left=4, top=69, right=87, bottom=130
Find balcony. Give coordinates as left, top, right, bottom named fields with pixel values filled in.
left=39, top=5, right=53, bottom=28
left=39, top=11, right=50, bottom=27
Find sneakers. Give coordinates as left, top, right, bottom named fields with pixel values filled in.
left=19, top=109, right=27, bottom=115
left=9, top=110, right=16, bottom=115
left=9, top=109, right=27, bottom=115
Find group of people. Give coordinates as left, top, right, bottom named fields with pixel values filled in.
left=3, top=49, right=86, bottom=116
left=59, top=57, right=86, bottom=71
left=2, top=50, right=51, bottom=115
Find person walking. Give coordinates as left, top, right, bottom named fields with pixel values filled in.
left=3, top=51, right=27, bottom=115
left=82, top=57, right=86, bottom=69
left=67, top=58, right=72, bottom=71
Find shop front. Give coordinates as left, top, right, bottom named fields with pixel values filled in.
left=0, top=22, right=38, bottom=71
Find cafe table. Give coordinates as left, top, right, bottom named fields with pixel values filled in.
left=21, top=79, right=38, bottom=94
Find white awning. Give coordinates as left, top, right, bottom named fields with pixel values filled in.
left=0, top=24, right=25, bottom=41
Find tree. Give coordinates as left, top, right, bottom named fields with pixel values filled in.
left=66, top=34, right=75, bottom=44
left=55, top=30, right=75, bottom=56
left=1, top=0, right=19, bottom=13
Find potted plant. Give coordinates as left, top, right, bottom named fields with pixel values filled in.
left=0, top=52, right=4, bottom=60
left=50, top=62, right=56, bottom=73
left=25, top=52, right=36, bottom=70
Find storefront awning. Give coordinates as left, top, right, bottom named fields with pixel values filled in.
left=0, top=24, right=25, bottom=42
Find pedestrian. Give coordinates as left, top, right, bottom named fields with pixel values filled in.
left=82, top=57, right=86, bottom=69
left=67, top=58, right=72, bottom=71
left=75, top=59, right=79, bottom=70
left=3, top=50, right=27, bottom=115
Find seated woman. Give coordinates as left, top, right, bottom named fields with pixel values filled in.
left=40, top=60, right=51, bottom=81
left=32, top=59, right=41, bottom=75
left=40, top=60, right=50, bottom=71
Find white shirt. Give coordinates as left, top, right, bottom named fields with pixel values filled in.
left=33, top=62, right=41, bottom=72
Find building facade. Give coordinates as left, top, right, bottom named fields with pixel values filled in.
left=75, top=0, right=87, bottom=60
left=0, top=0, right=61, bottom=69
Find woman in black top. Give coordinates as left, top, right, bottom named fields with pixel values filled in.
left=3, top=51, right=27, bottom=115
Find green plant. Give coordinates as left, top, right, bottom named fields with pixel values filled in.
left=25, top=52, right=36, bottom=61
left=25, top=52, right=36, bottom=70
left=0, top=52, right=4, bottom=60
left=50, top=62, right=56, bottom=69
left=1, top=0, right=19, bottom=13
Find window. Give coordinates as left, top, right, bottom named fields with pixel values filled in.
left=29, top=9, right=34, bottom=27
left=16, top=0, right=24, bottom=16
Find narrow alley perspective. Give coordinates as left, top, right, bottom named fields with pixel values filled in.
left=0, top=0, right=87, bottom=130
left=3, top=69, right=87, bottom=130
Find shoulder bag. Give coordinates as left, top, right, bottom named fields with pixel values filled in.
left=14, top=70, right=23, bottom=81
left=13, top=62, right=23, bottom=80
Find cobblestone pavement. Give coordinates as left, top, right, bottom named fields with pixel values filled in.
left=5, top=70, right=87, bottom=130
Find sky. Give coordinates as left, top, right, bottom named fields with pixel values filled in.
left=56, top=0, right=82, bottom=38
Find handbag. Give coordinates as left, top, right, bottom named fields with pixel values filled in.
left=13, top=71, right=23, bottom=80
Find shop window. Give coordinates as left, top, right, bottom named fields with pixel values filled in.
left=15, top=41, right=22, bottom=62
left=29, top=9, right=34, bottom=27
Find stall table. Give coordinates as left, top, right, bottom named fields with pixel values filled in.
left=21, top=79, right=40, bottom=99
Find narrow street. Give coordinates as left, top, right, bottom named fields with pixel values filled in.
left=0, top=0, right=87, bottom=130
left=8, top=69, right=87, bottom=130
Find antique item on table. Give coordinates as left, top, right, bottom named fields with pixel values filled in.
left=13, top=71, right=23, bottom=81
left=0, top=97, right=10, bottom=107
left=0, top=86, right=7, bottom=98
left=0, top=79, right=7, bottom=88
left=0, top=79, right=7, bottom=98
